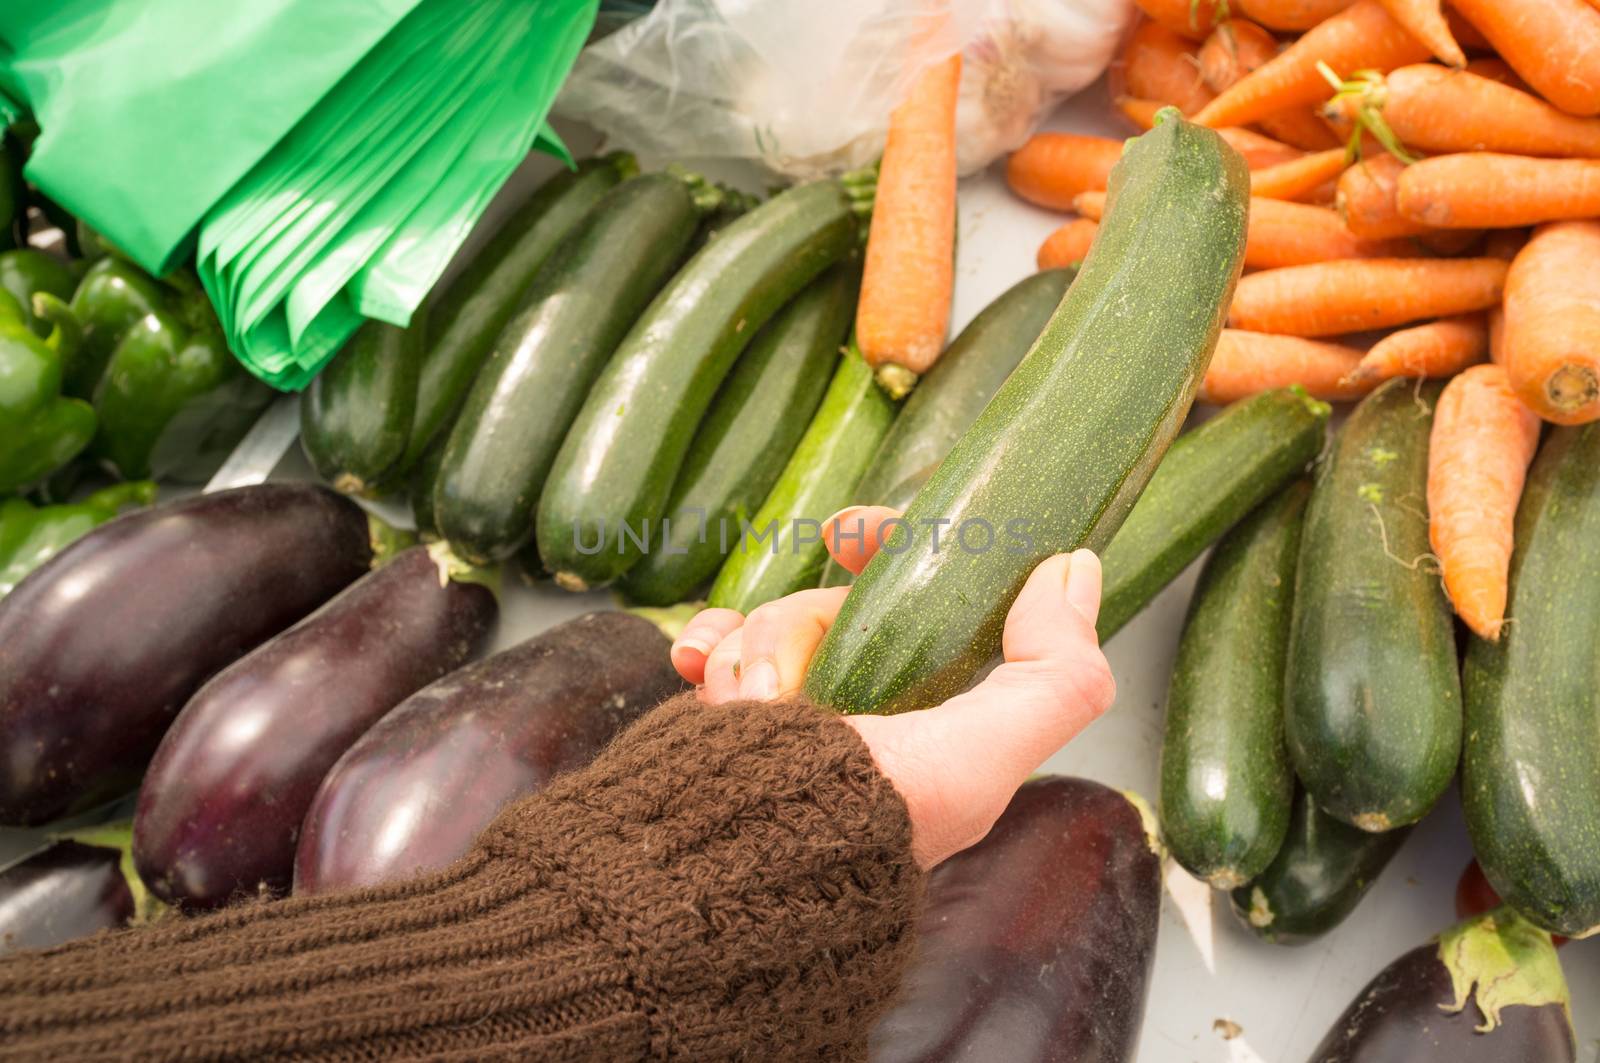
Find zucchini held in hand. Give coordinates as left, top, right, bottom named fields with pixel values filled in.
left=805, top=110, right=1249, bottom=716
left=1285, top=378, right=1461, bottom=833
left=537, top=175, right=868, bottom=590
left=820, top=268, right=1075, bottom=588
left=294, top=612, right=685, bottom=895
left=0, top=484, right=378, bottom=826
left=133, top=544, right=497, bottom=909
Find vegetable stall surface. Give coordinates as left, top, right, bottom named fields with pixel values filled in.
left=1285, top=379, right=1460, bottom=833
left=132, top=545, right=497, bottom=909
left=1463, top=424, right=1600, bottom=940
left=536, top=177, right=863, bottom=590
left=1160, top=481, right=1308, bottom=889
left=1304, top=909, right=1576, bottom=1062
left=0, top=484, right=375, bottom=826
left=869, top=776, right=1162, bottom=1063
left=293, top=612, right=684, bottom=894
left=806, top=112, right=1248, bottom=716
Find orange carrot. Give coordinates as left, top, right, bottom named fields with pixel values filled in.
left=1449, top=0, right=1600, bottom=117
left=1503, top=220, right=1600, bottom=425
left=1201, top=330, right=1373, bottom=402
left=1234, top=0, right=1356, bottom=30
left=1116, top=20, right=1216, bottom=115
left=1230, top=258, right=1509, bottom=335
left=1005, top=134, right=1126, bottom=210
left=1374, top=0, right=1465, bottom=67
left=1483, top=229, right=1527, bottom=365
left=1462, top=57, right=1529, bottom=93
left=1445, top=9, right=1492, bottom=52
left=1342, top=313, right=1489, bottom=386
left=1074, top=190, right=1414, bottom=267
left=1343, top=66, right=1600, bottom=158
left=1336, top=153, right=1432, bottom=239
left=1194, top=1, right=1430, bottom=130
left=1249, top=148, right=1350, bottom=200
left=1426, top=364, right=1542, bottom=640
left=1397, top=154, right=1600, bottom=228
left=1116, top=98, right=1307, bottom=168
left=1197, top=20, right=1342, bottom=150
left=857, top=53, right=961, bottom=387
left=1135, top=0, right=1231, bottom=39
left=1036, top=218, right=1101, bottom=270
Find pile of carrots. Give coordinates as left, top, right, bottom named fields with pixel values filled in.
left=1007, top=0, right=1600, bottom=642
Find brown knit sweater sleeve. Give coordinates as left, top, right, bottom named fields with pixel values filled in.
left=0, top=693, right=923, bottom=1062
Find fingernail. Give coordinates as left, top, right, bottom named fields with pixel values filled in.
left=675, top=634, right=714, bottom=658
left=739, top=659, right=779, bottom=700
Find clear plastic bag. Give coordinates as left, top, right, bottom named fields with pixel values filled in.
left=554, top=0, right=1133, bottom=180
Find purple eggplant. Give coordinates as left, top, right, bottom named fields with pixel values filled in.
left=0, top=483, right=374, bottom=826
left=131, top=545, right=498, bottom=909
left=293, top=611, right=684, bottom=894
left=0, top=838, right=135, bottom=954
left=870, top=776, right=1163, bottom=1063
left=1307, top=909, right=1576, bottom=1063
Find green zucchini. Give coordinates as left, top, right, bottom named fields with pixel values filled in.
left=408, top=437, right=447, bottom=540
left=803, top=111, right=1249, bottom=716
left=1229, top=788, right=1411, bottom=945
left=1285, top=378, right=1460, bottom=833
left=1463, top=424, right=1600, bottom=939
left=300, top=320, right=424, bottom=495
left=433, top=174, right=706, bottom=565
left=819, top=268, right=1075, bottom=588
left=536, top=178, right=865, bottom=590
left=619, top=264, right=857, bottom=606
left=1160, top=479, right=1307, bottom=889
left=1098, top=388, right=1329, bottom=640
left=706, top=341, right=898, bottom=614
left=398, top=153, right=637, bottom=473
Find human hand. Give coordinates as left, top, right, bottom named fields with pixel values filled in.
left=669, top=506, right=1116, bottom=869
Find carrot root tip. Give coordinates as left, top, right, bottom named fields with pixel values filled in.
left=875, top=363, right=919, bottom=401
left=1547, top=364, right=1600, bottom=414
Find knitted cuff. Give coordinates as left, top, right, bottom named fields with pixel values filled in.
left=483, top=692, right=925, bottom=1062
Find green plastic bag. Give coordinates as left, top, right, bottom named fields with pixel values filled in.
left=0, top=0, right=424, bottom=274
left=3, top=0, right=596, bottom=390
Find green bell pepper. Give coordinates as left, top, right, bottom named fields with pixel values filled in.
left=0, top=292, right=96, bottom=494
left=0, top=248, right=78, bottom=338
left=56, top=254, right=273, bottom=483
left=0, top=480, right=155, bottom=596
left=65, top=255, right=171, bottom=398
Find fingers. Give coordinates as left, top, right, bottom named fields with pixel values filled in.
left=824, top=505, right=902, bottom=576
left=945, top=549, right=1115, bottom=778
left=670, top=607, right=746, bottom=685
left=701, top=627, right=744, bottom=705
left=735, top=587, right=849, bottom=699
left=853, top=550, right=1116, bottom=867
